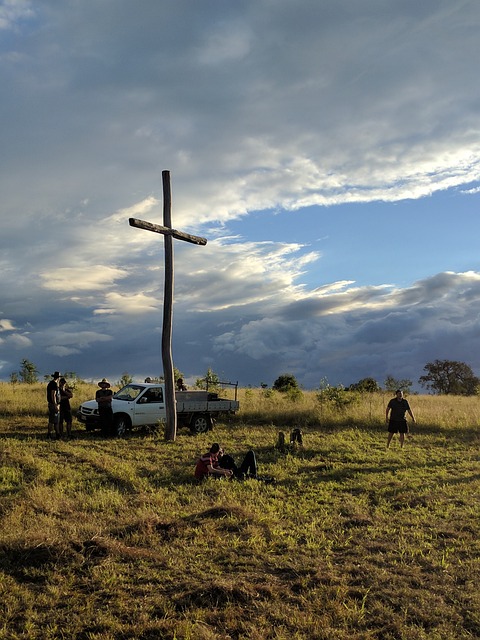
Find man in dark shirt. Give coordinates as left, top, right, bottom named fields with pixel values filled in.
left=46, top=371, right=60, bottom=439
left=58, top=377, right=73, bottom=439
left=386, top=390, right=416, bottom=448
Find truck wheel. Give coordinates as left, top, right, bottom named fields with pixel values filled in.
left=190, top=414, right=212, bottom=434
left=114, top=414, right=131, bottom=437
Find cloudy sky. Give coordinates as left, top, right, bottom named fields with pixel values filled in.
left=1, top=0, right=480, bottom=390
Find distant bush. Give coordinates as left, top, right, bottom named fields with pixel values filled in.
left=317, top=382, right=359, bottom=411
left=347, top=377, right=380, bottom=393
left=286, top=386, right=303, bottom=403
left=272, top=374, right=299, bottom=393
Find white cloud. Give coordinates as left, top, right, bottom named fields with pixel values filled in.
left=46, top=345, right=81, bottom=357
left=39, top=267, right=129, bottom=292
left=0, top=0, right=34, bottom=31
left=44, top=329, right=113, bottom=349
left=0, top=319, right=16, bottom=331
left=4, top=333, right=33, bottom=348
left=104, top=196, right=160, bottom=225
left=93, top=291, right=160, bottom=315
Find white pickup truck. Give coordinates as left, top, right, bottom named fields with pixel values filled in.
left=77, top=382, right=240, bottom=435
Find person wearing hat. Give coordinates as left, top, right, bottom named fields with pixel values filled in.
left=96, top=378, right=114, bottom=436
left=46, top=371, right=61, bottom=439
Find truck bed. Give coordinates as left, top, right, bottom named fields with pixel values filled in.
left=176, top=398, right=239, bottom=413
left=175, top=390, right=238, bottom=414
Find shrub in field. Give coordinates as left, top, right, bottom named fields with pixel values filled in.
left=286, top=386, right=303, bottom=402
left=117, top=372, right=132, bottom=387
left=347, top=376, right=381, bottom=392
left=272, top=373, right=299, bottom=392
left=317, top=383, right=359, bottom=411
left=195, top=366, right=223, bottom=391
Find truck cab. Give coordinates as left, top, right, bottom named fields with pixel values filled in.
left=77, top=383, right=167, bottom=435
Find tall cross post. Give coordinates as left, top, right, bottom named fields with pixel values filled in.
left=129, top=170, right=207, bottom=441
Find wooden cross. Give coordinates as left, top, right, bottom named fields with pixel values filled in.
left=129, top=170, right=207, bottom=441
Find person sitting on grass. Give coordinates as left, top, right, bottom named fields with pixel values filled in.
left=194, top=443, right=257, bottom=480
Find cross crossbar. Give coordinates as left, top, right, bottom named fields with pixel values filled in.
left=129, top=217, right=207, bottom=246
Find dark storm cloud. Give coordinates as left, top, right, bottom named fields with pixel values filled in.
left=1, top=1, right=480, bottom=386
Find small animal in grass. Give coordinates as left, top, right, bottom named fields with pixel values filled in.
left=290, top=428, right=303, bottom=447
left=275, top=428, right=304, bottom=452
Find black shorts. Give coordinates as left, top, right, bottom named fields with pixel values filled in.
left=388, top=419, right=408, bottom=434
left=48, top=403, right=59, bottom=423
left=60, top=409, right=72, bottom=423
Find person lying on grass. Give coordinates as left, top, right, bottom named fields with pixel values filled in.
left=194, top=442, right=257, bottom=480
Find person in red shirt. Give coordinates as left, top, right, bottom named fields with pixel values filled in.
left=194, top=443, right=233, bottom=480
left=194, top=443, right=259, bottom=480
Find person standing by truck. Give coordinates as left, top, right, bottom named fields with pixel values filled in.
left=46, top=371, right=61, bottom=439
left=96, top=378, right=114, bottom=436
left=176, top=377, right=187, bottom=391
left=58, top=377, right=73, bottom=439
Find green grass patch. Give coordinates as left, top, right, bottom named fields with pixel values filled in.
left=0, top=388, right=479, bottom=639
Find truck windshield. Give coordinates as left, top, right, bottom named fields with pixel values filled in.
left=114, top=385, right=144, bottom=401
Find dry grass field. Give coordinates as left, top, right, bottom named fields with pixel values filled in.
left=0, top=382, right=479, bottom=639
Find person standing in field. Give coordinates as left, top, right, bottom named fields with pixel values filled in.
left=46, top=371, right=61, bottom=439
left=386, top=389, right=416, bottom=448
left=96, top=378, right=114, bottom=436
left=58, top=377, right=73, bottom=439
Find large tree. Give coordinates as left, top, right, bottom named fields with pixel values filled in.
left=419, top=360, right=480, bottom=395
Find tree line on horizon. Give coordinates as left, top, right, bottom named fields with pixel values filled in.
left=268, top=359, right=480, bottom=396
left=8, top=358, right=480, bottom=397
